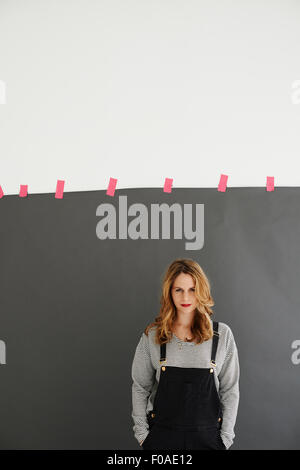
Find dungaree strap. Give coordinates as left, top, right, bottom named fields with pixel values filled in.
left=211, top=321, right=219, bottom=367
left=159, top=342, right=167, bottom=365
left=159, top=321, right=220, bottom=367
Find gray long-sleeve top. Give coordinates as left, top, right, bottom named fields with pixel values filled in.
left=131, top=318, right=240, bottom=449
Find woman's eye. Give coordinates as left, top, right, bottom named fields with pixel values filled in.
left=176, top=288, right=195, bottom=292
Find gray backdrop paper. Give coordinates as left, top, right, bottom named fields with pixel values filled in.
left=0, top=187, right=299, bottom=449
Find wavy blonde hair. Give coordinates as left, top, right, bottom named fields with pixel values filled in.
left=144, top=258, right=215, bottom=345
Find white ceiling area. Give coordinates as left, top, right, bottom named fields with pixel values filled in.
left=0, top=0, right=300, bottom=195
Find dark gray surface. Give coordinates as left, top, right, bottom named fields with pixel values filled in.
left=0, top=187, right=299, bottom=449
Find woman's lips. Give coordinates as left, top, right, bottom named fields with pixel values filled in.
left=181, top=304, right=191, bottom=307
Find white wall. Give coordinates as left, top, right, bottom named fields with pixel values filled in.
left=0, top=0, right=300, bottom=195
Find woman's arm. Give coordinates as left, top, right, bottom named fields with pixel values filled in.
left=218, top=326, right=240, bottom=449
left=131, top=332, right=156, bottom=445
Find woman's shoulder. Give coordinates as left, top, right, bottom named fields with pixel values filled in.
left=144, top=324, right=157, bottom=339
left=141, top=324, right=160, bottom=349
left=141, top=323, right=157, bottom=340
left=216, top=321, right=231, bottom=332
left=214, top=321, right=238, bottom=354
left=213, top=320, right=235, bottom=338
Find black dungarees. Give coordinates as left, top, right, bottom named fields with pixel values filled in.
left=142, top=321, right=226, bottom=450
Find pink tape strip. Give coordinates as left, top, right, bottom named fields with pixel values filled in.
left=164, top=178, right=173, bottom=193
left=106, top=177, right=118, bottom=197
left=218, top=174, right=228, bottom=192
left=55, top=179, right=65, bottom=199
left=266, top=176, right=274, bottom=191
left=19, top=184, right=28, bottom=197
left=0, top=186, right=3, bottom=198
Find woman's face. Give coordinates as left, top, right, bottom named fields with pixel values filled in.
left=171, top=272, right=198, bottom=316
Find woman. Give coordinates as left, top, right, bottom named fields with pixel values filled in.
left=131, top=258, right=240, bottom=450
